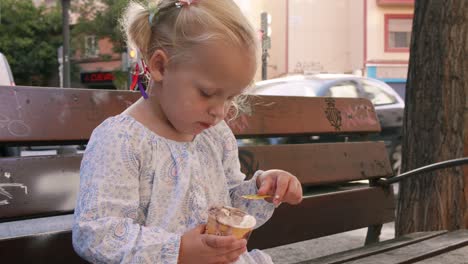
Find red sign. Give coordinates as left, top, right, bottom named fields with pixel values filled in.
left=81, top=72, right=115, bottom=84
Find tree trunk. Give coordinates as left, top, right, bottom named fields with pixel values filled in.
left=396, top=0, right=468, bottom=237
left=464, top=112, right=468, bottom=226
left=464, top=76, right=468, bottom=226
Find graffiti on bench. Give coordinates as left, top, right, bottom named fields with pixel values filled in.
left=0, top=181, right=28, bottom=206
left=0, top=114, right=31, bottom=137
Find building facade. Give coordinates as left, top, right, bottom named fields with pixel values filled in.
left=236, top=0, right=413, bottom=97
left=34, top=0, right=122, bottom=89
left=365, top=0, right=413, bottom=97
left=37, top=0, right=414, bottom=92
left=72, top=36, right=124, bottom=90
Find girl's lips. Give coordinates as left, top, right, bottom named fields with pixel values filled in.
left=199, top=122, right=213, bottom=129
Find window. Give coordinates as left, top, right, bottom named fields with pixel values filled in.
left=385, top=14, right=413, bottom=52
left=361, top=80, right=396, bottom=106
left=326, top=81, right=359, bottom=98
left=84, top=35, right=99, bottom=58
left=377, top=0, right=414, bottom=6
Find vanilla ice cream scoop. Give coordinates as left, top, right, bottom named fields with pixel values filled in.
left=205, top=206, right=256, bottom=239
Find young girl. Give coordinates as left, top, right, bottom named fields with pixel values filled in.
left=72, top=0, right=302, bottom=263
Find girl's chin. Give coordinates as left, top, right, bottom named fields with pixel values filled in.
left=195, top=122, right=215, bottom=132
left=192, top=128, right=206, bottom=135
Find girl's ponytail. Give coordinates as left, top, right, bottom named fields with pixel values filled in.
left=121, top=1, right=155, bottom=61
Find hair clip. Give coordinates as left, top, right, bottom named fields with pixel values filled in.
left=148, top=5, right=159, bottom=25
left=175, top=0, right=199, bottom=8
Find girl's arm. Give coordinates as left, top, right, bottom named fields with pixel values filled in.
left=218, top=122, right=275, bottom=228
left=72, top=122, right=180, bottom=263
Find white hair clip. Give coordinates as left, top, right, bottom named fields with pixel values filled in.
left=175, top=0, right=199, bottom=8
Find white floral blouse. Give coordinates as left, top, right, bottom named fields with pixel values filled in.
left=72, top=114, right=275, bottom=264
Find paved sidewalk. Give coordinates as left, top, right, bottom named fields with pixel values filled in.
left=264, top=222, right=395, bottom=264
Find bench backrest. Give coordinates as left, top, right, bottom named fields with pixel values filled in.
left=228, top=95, right=395, bottom=249
left=0, top=86, right=395, bottom=255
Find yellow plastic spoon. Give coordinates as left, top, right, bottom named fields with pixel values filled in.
left=241, top=194, right=273, bottom=200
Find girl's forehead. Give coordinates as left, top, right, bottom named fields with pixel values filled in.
left=185, top=43, right=256, bottom=87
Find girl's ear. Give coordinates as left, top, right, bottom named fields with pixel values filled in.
left=148, top=49, right=169, bottom=82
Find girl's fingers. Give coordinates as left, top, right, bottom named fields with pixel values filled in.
left=274, top=175, right=290, bottom=205
left=257, top=170, right=303, bottom=205
left=224, top=244, right=247, bottom=262
left=203, top=235, right=238, bottom=249
left=284, top=179, right=303, bottom=205
left=257, top=175, right=275, bottom=195
left=295, top=180, right=303, bottom=203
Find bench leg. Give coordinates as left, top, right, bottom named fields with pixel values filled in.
left=365, top=224, right=382, bottom=245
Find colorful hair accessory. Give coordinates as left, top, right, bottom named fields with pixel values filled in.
left=148, top=5, right=159, bottom=25
left=129, top=59, right=149, bottom=99
left=148, top=12, right=156, bottom=24
left=175, top=0, right=199, bottom=8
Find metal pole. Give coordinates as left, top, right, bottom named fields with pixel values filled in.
left=376, top=157, right=468, bottom=186
left=260, top=12, right=271, bottom=81
left=62, top=0, right=71, bottom=88
left=262, top=50, right=268, bottom=80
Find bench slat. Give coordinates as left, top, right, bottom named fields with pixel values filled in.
left=248, top=187, right=395, bottom=250
left=0, top=155, right=81, bottom=220
left=0, top=86, right=139, bottom=144
left=413, top=244, right=468, bottom=264
left=301, top=231, right=447, bottom=264
left=345, top=229, right=468, bottom=264
left=0, top=86, right=380, bottom=144
left=230, top=95, right=381, bottom=136
left=0, top=186, right=394, bottom=262
left=239, top=141, right=393, bottom=185
left=1, top=141, right=393, bottom=221
left=0, top=230, right=86, bottom=264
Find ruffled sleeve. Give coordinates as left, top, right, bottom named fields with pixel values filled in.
left=72, top=117, right=181, bottom=264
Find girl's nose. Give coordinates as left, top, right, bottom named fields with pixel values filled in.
left=209, top=101, right=227, bottom=119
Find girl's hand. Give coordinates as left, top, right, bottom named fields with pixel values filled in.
left=256, top=169, right=303, bottom=206
left=178, top=225, right=247, bottom=264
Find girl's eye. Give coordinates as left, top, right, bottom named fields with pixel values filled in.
left=199, top=89, right=212, bottom=98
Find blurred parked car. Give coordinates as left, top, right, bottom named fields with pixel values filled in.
left=247, top=74, right=404, bottom=173
left=0, top=52, right=15, bottom=86
left=0, top=52, right=16, bottom=156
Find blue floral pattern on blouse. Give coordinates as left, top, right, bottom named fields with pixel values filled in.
left=73, top=114, right=275, bottom=263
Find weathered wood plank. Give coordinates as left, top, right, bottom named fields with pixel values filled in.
left=0, top=155, right=81, bottom=221
left=0, top=86, right=380, bottom=144
left=229, top=96, right=381, bottom=136
left=0, top=86, right=140, bottom=144
left=248, top=187, right=395, bottom=250
left=239, top=142, right=393, bottom=184
left=0, top=230, right=86, bottom=263
left=298, top=231, right=446, bottom=264
left=0, top=186, right=394, bottom=259
left=1, top=142, right=393, bottom=221
left=339, top=230, right=468, bottom=264
left=414, top=245, right=468, bottom=263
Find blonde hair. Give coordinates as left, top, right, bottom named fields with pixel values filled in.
left=121, top=0, right=257, bottom=65
left=120, top=0, right=257, bottom=118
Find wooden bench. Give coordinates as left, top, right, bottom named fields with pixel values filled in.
left=0, top=85, right=399, bottom=262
